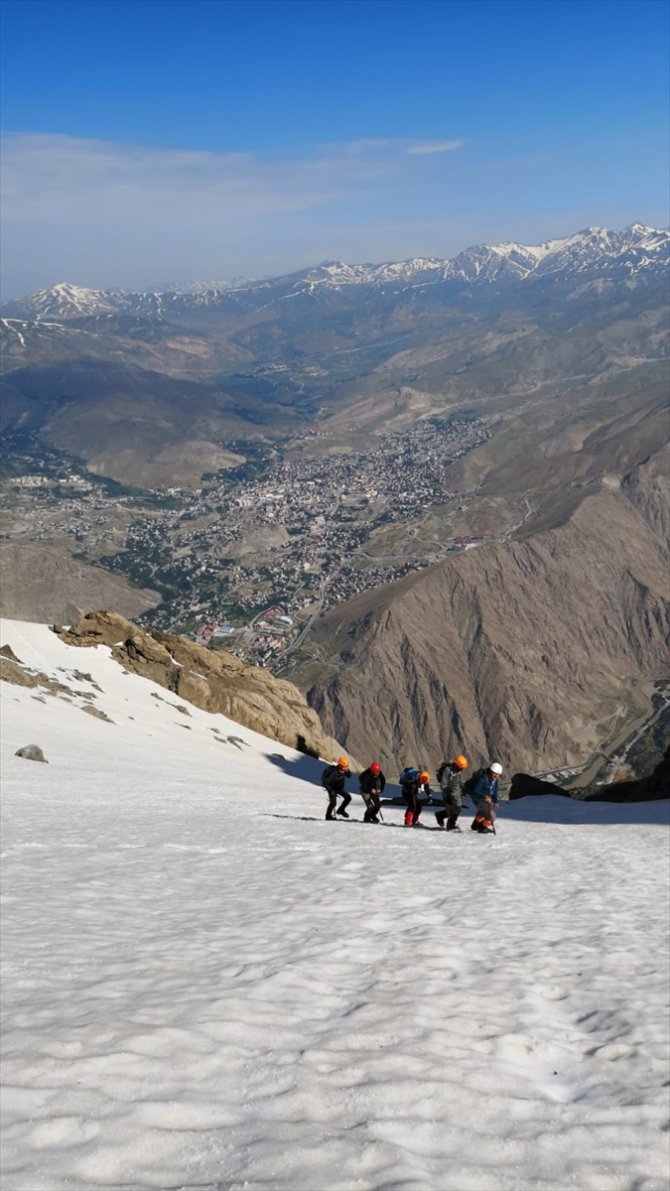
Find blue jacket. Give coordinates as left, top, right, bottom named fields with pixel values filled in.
left=473, top=771, right=499, bottom=804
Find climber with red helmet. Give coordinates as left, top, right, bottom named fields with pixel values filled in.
left=435, top=754, right=469, bottom=832
left=321, top=756, right=352, bottom=820
left=359, top=761, right=386, bottom=823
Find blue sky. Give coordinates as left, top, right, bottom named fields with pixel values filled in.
left=1, top=0, right=668, bottom=295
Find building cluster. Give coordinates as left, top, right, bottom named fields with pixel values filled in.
left=2, top=415, right=491, bottom=671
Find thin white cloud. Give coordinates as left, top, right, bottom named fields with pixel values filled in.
left=407, top=140, right=464, bottom=155
left=0, top=131, right=467, bottom=294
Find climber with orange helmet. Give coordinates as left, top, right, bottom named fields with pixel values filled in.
left=321, top=756, right=352, bottom=820
left=401, top=767, right=432, bottom=827
left=435, top=754, right=469, bottom=832
left=359, top=761, right=386, bottom=823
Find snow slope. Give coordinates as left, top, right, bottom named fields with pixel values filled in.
left=1, top=620, right=669, bottom=1191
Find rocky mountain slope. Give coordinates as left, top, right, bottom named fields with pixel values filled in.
left=0, top=542, right=159, bottom=624
left=299, top=450, right=670, bottom=776
left=46, top=611, right=346, bottom=761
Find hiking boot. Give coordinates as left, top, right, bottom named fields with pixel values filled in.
left=435, top=812, right=446, bottom=828
left=336, top=808, right=350, bottom=818
left=447, top=824, right=462, bottom=832
left=325, top=812, right=335, bottom=820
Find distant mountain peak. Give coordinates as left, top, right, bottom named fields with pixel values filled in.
left=3, top=222, right=667, bottom=319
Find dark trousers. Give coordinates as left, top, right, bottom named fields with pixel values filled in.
left=363, top=793, right=381, bottom=821
left=327, top=791, right=351, bottom=817
left=442, top=790, right=462, bottom=829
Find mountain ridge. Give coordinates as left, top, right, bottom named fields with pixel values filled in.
left=4, top=223, right=667, bottom=319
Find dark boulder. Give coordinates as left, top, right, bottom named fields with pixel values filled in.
left=509, top=772, right=571, bottom=800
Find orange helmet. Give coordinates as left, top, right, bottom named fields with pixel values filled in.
left=454, top=755, right=468, bottom=769
left=337, top=756, right=349, bottom=769
left=419, top=770, right=430, bottom=783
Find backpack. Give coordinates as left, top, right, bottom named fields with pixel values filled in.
left=436, top=761, right=447, bottom=784
left=399, top=766, right=417, bottom=788
left=462, top=767, right=485, bottom=798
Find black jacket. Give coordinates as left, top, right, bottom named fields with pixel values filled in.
left=402, top=776, right=432, bottom=801
left=359, top=767, right=386, bottom=795
left=321, top=764, right=350, bottom=794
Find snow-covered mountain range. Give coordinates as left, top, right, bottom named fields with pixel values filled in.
left=4, top=223, right=668, bottom=320
left=2, top=618, right=669, bottom=1191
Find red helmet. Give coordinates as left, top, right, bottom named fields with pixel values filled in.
left=370, top=762, right=382, bottom=775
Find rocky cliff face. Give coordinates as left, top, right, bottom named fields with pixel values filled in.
left=302, top=454, right=669, bottom=776
left=52, top=612, right=346, bottom=762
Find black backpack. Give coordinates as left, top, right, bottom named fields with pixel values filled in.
left=462, top=767, right=484, bottom=798
left=436, top=761, right=447, bottom=784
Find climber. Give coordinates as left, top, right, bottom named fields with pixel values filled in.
left=470, top=762, right=503, bottom=833
left=402, top=768, right=432, bottom=827
left=359, top=762, right=386, bottom=823
left=435, top=754, right=468, bottom=831
left=322, top=756, right=352, bottom=820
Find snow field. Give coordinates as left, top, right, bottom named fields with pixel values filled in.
left=1, top=621, right=669, bottom=1191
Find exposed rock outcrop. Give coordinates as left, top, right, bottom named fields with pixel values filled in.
left=0, top=655, right=70, bottom=696
left=508, top=773, right=572, bottom=799
left=0, top=644, right=22, bottom=662
left=52, top=612, right=347, bottom=760
left=510, top=747, right=670, bottom=803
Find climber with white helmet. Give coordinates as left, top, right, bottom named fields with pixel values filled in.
left=470, top=762, right=503, bottom=834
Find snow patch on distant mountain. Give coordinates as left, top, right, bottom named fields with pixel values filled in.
left=149, top=275, right=261, bottom=294
left=4, top=224, right=668, bottom=321
left=12, top=282, right=122, bottom=319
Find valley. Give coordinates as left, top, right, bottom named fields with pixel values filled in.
left=1, top=413, right=508, bottom=663
left=1, top=223, right=668, bottom=782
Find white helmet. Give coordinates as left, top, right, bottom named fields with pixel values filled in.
left=490, top=762, right=503, bottom=775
